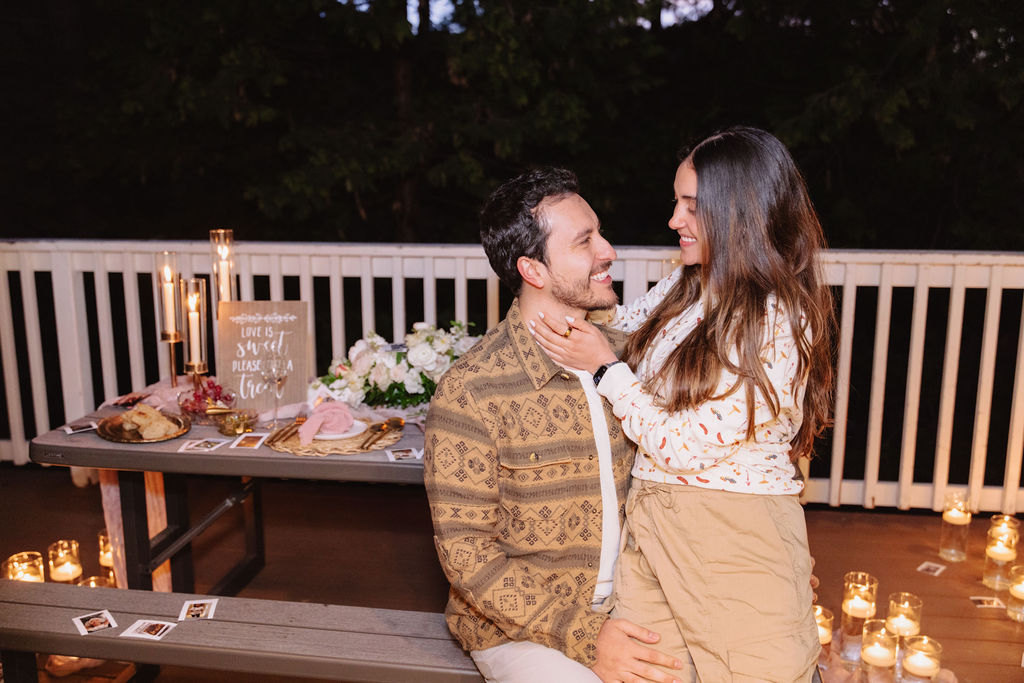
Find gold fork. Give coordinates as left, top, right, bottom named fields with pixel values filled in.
left=268, top=415, right=307, bottom=446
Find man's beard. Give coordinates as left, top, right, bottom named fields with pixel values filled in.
left=549, top=265, right=619, bottom=312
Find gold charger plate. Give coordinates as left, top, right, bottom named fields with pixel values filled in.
left=97, top=412, right=191, bottom=444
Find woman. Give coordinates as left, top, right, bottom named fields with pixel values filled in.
left=531, top=126, right=834, bottom=682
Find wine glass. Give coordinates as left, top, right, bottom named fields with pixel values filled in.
left=259, top=351, right=288, bottom=429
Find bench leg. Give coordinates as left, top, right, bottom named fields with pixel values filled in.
left=1, top=649, right=38, bottom=683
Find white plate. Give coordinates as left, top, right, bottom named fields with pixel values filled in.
left=313, top=419, right=368, bottom=441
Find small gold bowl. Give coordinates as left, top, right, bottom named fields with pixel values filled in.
left=213, top=410, right=259, bottom=436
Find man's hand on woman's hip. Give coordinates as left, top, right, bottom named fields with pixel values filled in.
left=591, top=618, right=683, bottom=683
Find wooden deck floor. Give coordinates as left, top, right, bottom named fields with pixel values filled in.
left=2, top=463, right=1022, bottom=682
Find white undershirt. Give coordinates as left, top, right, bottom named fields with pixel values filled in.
left=568, top=368, right=620, bottom=606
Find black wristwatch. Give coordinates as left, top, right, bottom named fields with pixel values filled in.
left=592, top=360, right=623, bottom=385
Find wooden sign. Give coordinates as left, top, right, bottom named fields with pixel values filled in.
left=216, top=301, right=310, bottom=413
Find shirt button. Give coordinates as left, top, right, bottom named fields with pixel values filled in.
left=587, top=562, right=594, bottom=568
left=529, top=453, right=538, bottom=462
left=588, top=455, right=594, bottom=461
left=559, top=372, right=571, bottom=380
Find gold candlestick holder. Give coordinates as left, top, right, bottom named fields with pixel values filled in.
left=182, top=277, right=209, bottom=390
left=155, top=252, right=183, bottom=387
left=210, top=228, right=236, bottom=319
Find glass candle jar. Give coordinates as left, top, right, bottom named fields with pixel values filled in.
left=47, top=540, right=83, bottom=583
left=98, top=529, right=113, bottom=569
left=860, top=619, right=898, bottom=672
left=814, top=605, right=835, bottom=672
left=983, top=527, right=1018, bottom=590
left=885, top=591, right=922, bottom=637
left=3, top=551, right=45, bottom=582
left=901, top=635, right=942, bottom=682
left=77, top=575, right=113, bottom=588
left=939, top=491, right=971, bottom=562
left=1006, top=565, right=1024, bottom=623
left=840, top=571, right=878, bottom=664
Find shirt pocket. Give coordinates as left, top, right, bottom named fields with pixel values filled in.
left=497, top=448, right=579, bottom=547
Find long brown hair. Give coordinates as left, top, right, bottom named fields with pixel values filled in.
left=623, top=127, right=835, bottom=461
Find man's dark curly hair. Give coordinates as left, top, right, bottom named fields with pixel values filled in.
left=479, top=167, right=579, bottom=294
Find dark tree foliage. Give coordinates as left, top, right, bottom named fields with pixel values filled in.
left=1, top=0, right=1020, bottom=249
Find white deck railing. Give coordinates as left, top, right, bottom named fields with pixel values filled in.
left=2, top=239, right=1023, bottom=513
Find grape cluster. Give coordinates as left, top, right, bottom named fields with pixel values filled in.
left=179, top=379, right=235, bottom=414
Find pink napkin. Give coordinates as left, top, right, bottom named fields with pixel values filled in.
left=298, top=402, right=355, bottom=445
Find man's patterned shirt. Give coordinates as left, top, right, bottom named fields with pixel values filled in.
left=424, top=300, right=633, bottom=667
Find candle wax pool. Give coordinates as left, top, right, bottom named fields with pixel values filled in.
left=884, top=614, right=920, bottom=636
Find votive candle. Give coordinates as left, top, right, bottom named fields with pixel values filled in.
left=939, top=491, right=971, bottom=562
left=1006, top=565, right=1024, bottom=622
left=902, top=635, right=942, bottom=682
left=885, top=591, right=922, bottom=637
left=860, top=619, right=897, bottom=670
left=98, top=529, right=113, bottom=569
left=814, top=605, right=833, bottom=646
left=3, top=551, right=45, bottom=582
left=47, top=540, right=82, bottom=584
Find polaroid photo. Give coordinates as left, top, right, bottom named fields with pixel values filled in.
left=969, top=595, right=1006, bottom=609
left=230, top=432, right=269, bottom=449
left=73, top=610, right=117, bottom=635
left=916, top=561, right=947, bottom=576
left=178, top=598, right=218, bottom=621
left=63, top=420, right=98, bottom=435
left=178, top=438, right=231, bottom=453
left=386, top=447, right=423, bottom=462
left=120, top=619, right=177, bottom=640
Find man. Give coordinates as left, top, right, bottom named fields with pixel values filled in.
left=424, top=167, right=683, bottom=683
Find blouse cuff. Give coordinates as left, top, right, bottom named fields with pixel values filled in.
left=594, top=360, right=636, bottom=396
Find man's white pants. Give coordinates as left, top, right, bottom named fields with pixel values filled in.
left=471, top=641, right=601, bottom=683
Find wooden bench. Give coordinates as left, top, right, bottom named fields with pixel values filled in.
left=0, top=581, right=482, bottom=682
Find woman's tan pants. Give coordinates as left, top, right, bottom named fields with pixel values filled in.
left=612, top=480, right=819, bottom=683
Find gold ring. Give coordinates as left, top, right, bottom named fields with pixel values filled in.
left=562, top=327, right=572, bottom=338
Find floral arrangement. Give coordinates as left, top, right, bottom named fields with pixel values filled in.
left=310, top=321, right=479, bottom=408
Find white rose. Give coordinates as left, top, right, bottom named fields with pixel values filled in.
left=369, top=362, right=393, bottom=390
left=329, top=378, right=345, bottom=391
left=413, top=322, right=431, bottom=332
left=390, top=360, right=410, bottom=383
left=454, top=336, right=478, bottom=355
left=427, top=355, right=452, bottom=381
left=406, top=342, right=439, bottom=371
left=431, top=335, right=452, bottom=354
left=338, top=386, right=365, bottom=406
left=349, top=339, right=370, bottom=359
left=351, top=352, right=374, bottom=377
left=404, top=372, right=425, bottom=394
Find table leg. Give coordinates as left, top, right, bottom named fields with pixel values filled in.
left=118, top=470, right=153, bottom=590
left=163, top=473, right=195, bottom=592
left=0, top=649, right=37, bottom=683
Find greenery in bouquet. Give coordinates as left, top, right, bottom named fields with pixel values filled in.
left=312, top=321, right=479, bottom=408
